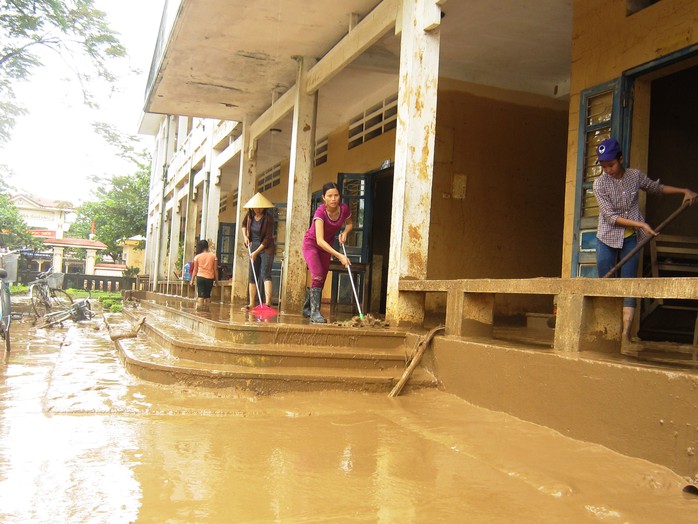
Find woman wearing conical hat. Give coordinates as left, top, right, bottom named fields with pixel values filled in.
left=240, top=192, right=276, bottom=311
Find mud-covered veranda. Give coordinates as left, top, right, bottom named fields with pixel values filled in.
left=2, top=294, right=698, bottom=522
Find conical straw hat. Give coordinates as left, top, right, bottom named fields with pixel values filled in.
left=243, top=192, right=274, bottom=209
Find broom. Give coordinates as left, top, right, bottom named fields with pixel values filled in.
left=341, top=243, right=364, bottom=320
left=247, top=244, right=279, bottom=318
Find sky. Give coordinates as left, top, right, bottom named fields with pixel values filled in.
left=1, top=0, right=167, bottom=205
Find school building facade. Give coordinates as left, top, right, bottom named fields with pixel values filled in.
left=139, top=1, right=698, bottom=474
left=141, top=0, right=697, bottom=324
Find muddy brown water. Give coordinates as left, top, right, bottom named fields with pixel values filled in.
left=1, top=313, right=697, bottom=523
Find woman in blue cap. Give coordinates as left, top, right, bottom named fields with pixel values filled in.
left=593, top=138, right=697, bottom=341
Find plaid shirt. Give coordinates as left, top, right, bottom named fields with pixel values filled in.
left=593, top=168, right=664, bottom=249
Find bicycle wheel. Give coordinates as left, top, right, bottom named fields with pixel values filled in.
left=49, top=289, right=73, bottom=310
left=35, top=310, right=71, bottom=329
left=31, top=285, right=50, bottom=318
left=0, top=321, right=10, bottom=353
left=1, top=324, right=9, bottom=353
left=0, top=286, right=9, bottom=352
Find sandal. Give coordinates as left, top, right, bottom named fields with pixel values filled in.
left=241, top=305, right=251, bottom=311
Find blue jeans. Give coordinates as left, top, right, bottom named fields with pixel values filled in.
left=248, top=245, right=274, bottom=283
left=596, top=236, right=638, bottom=308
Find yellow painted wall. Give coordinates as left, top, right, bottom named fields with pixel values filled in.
left=562, top=0, right=698, bottom=275
left=122, top=242, right=145, bottom=273
left=432, top=81, right=568, bottom=281
left=430, top=80, right=568, bottom=315
left=214, top=81, right=569, bottom=315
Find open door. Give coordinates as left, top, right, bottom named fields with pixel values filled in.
left=331, top=173, right=373, bottom=314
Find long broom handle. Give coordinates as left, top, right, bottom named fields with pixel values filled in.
left=602, top=200, right=690, bottom=279
left=247, top=244, right=264, bottom=305
left=277, top=253, right=284, bottom=307
left=341, top=243, right=364, bottom=318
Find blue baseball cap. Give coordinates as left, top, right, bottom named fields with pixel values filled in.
left=597, top=138, right=622, bottom=161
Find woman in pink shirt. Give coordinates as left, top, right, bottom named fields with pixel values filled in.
left=190, top=239, right=219, bottom=308
left=301, top=182, right=353, bottom=323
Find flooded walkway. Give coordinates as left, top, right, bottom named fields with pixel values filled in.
left=1, top=312, right=697, bottom=523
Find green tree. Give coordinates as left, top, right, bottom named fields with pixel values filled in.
left=69, top=165, right=150, bottom=261
left=0, top=0, right=126, bottom=143
left=0, top=193, right=41, bottom=250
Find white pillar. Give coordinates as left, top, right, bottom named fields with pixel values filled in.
left=52, top=246, right=65, bottom=273
left=204, top=168, right=221, bottom=244
left=232, top=119, right=257, bottom=305
left=281, top=56, right=318, bottom=314
left=386, top=0, right=442, bottom=326
left=85, top=249, right=97, bottom=275
left=157, top=209, right=170, bottom=282
left=167, top=198, right=183, bottom=277
left=183, top=172, right=199, bottom=267
left=150, top=116, right=175, bottom=291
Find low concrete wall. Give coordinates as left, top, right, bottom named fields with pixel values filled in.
left=432, top=336, right=698, bottom=477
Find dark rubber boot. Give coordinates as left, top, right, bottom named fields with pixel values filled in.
left=308, top=287, right=326, bottom=323
left=302, top=287, right=311, bottom=318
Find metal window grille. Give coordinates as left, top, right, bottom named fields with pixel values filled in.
left=348, top=93, right=398, bottom=150
left=315, top=136, right=328, bottom=166
left=256, top=164, right=281, bottom=192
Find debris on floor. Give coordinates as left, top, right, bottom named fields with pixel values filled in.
left=332, top=313, right=389, bottom=328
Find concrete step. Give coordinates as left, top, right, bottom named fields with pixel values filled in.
left=123, top=308, right=411, bottom=370
left=131, top=314, right=407, bottom=369
left=127, top=298, right=409, bottom=350
left=106, top=313, right=437, bottom=394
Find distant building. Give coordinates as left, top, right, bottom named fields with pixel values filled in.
left=9, top=194, right=108, bottom=274
left=118, top=235, right=146, bottom=274
left=9, top=194, right=76, bottom=239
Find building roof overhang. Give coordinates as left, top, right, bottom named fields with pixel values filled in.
left=140, top=0, right=572, bottom=139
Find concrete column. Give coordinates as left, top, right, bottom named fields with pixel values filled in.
left=200, top=171, right=210, bottom=239
left=52, top=246, right=64, bottom=274
left=281, top=56, right=318, bottom=314
left=462, top=293, right=495, bottom=337
left=85, top=249, right=97, bottom=275
left=157, top=210, right=170, bottom=282
left=150, top=115, right=174, bottom=290
left=167, top=198, right=183, bottom=280
left=445, top=290, right=495, bottom=337
left=386, top=0, right=442, bottom=326
left=232, top=119, right=257, bottom=305
left=204, top=168, right=221, bottom=245
left=203, top=127, right=222, bottom=245
left=183, top=175, right=199, bottom=267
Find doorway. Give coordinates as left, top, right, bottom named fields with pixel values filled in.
left=637, top=61, right=698, bottom=343
left=332, top=166, right=394, bottom=315
left=370, top=169, right=393, bottom=313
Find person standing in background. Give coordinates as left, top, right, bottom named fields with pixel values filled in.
left=190, top=239, right=219, bottom=310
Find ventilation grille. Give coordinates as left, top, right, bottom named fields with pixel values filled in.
left=257, top=164, right=281, bottom=192
left=315, top=136, right=328, bottom=166
left=348, top=93, right=398, bottom=150
left=219, top=193, right=228, bottom=214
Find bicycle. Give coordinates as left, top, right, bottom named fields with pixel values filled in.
left=0, top=268, right=11, bottom=353
left=28, top=267, right=73, bottom=320
left=35, top=292, right=95, bottom=329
